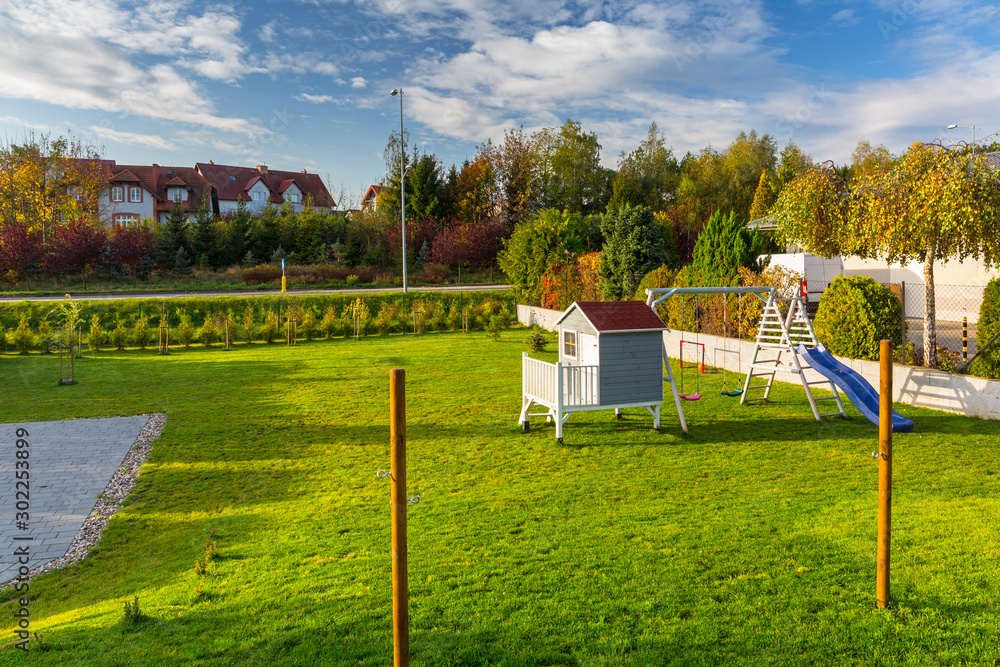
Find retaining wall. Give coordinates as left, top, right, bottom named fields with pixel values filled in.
left=518, top=304, right=1000, bottom=421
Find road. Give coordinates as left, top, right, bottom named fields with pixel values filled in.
left=0, top=284, right=511, bottom=302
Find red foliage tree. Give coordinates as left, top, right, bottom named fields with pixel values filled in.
left=428, top=219, right=512, bottom=269
left=386, top=216, right=439, bottom=267
left=0, top=221, right=46, bottom=289
left=46, top=220, right=107, bottom=289
left=108, top=224, right=155, bottom=287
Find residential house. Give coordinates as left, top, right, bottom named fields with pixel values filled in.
left=195, top=163, right=335, bottom=216
left=99, top=163, right=213, bottom=226
left=360, top=184, right=384, bottom=211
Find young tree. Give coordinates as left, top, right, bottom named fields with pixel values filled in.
left=748, top=171, right=777, bottom=221
left=772, top=142, right=1000, bottom=367
left=598, top=204, right=675, bottom=300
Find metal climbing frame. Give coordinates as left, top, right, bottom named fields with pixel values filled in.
left=740, top=294, right=847, bottom=421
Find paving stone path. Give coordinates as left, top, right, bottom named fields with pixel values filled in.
left=0, top=417, right=149, bottom=583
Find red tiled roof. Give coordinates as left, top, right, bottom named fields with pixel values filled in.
left=195, top=163, right=335, bottom=208
left=165, top=176, right=187, bottom=186
left=112, top=164, right=213, bottom=215
left=111, top=170, right=140, bottom=182
left=559, top=301, right=666, bottom=333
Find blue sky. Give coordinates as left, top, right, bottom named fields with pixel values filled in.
left=1, top=0, right=998, bottom=207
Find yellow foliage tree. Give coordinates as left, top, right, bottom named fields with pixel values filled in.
left=772, top=142, right=1000, bottom=366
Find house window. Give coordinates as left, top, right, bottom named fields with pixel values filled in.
left=288, top=193, right=300, bottom=204
left=251, top=190, right=265, bottom=201
left=110, top=186, right=124, bottom=202
left=129, top=186, right=142, bottom=203
left=229, top=175, right=237, bottom=181
left=563, top=331, right=577, bottom=359
left=113, top=214, right=140, bottom=227
left=172, top=189, right=184, bottom=203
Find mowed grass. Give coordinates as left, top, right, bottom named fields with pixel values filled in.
left=0, top=329, right=998, bottom=666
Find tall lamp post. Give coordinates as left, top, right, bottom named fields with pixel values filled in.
left=391, top=88, right=407, bottom=294
left=947, top=123, right=979, bottom=148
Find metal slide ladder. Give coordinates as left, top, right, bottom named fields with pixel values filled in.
left=740, top=295, right=846, bottom=421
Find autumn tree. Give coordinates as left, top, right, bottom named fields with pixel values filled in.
left=609, top=122, right=680, bottom=212
left=772, top=142, right=1000, bottom=367
left=534, top=119, right=611, bottom=214
left=108, top=224, right=155, bottom=287
left=748, top=171, right=777, bottom=221
left=453, top=156, right=499, bottom=225
left=0, top=220, right=45, bottom=288
left=488, top=127, right=539, bottom=225
left=498, top=208, right=589, bottom=304
left=47, top=220, right=107, bottom=289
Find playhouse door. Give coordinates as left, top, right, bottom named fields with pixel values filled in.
left=579, top=333, right=599, bottom=403
left=580, top=334, right=598, bottom=365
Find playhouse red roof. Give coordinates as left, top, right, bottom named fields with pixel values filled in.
left=558, top=301, right=666, bottom=333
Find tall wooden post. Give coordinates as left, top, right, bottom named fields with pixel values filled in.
left=877, top=339, right=893, bottom=608
left=390, top=369, right=409, bottom=666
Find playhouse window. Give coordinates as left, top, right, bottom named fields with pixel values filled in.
left=563, top=331, right=577, bottom=358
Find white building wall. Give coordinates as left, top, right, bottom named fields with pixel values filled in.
left=100, top=187, right=155, bottom=224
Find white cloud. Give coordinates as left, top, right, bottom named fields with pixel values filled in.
left=351, top=77, right=368, bottom=88
left=87, top=125, right=174, bottom=150
left=830, top=9, right=860, bottom=26
left=297, top=93, right=336, bottom=103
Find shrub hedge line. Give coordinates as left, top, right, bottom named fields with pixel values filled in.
left=0, top=290, right=515, bottom=352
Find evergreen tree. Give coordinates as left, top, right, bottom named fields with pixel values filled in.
left=691, top=210, right=767, bottom=286
left=748, top=171, right=777, bottom=221
left=191, top=202, right=219, bottom=269
left=221, top=202, right=252, bottom=267
left=156, top=204, right=190, bottom=270
left=597, top=204, right=675, bottom=300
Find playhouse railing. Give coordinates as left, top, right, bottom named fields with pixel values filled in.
left=522, top=354, right=600, bottom=408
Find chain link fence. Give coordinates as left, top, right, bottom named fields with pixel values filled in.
left=807, top=280, right=985, bottom=363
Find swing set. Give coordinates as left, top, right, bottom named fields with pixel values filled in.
left=646, top=286, right=777, bottom=433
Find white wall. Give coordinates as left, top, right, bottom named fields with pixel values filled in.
left=517, top=305, right=562, bottom=331
left=101, top=187, right=155, bottom=224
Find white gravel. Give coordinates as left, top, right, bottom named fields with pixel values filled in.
left=1, top=413, right=166, bottom=588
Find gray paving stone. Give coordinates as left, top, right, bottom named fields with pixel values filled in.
left=0, top=417, right=148, bottom=583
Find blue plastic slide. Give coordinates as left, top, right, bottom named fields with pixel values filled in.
left=796, top=343, right=914, bottom=433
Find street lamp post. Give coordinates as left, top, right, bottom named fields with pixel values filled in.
left=391, top=88, right=407, bottom=294
left=947, top=123, right=979, bottom=147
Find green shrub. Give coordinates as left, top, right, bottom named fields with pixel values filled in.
left=12, top=315, right=34, bottom=354
left=38, top=318, right=53, bottom=354
left=261, top=310, right=279, bottom=343
left=375, top=302, right=398, bottom=335
left=241, top=307, right=257, bottom=344
left=972, top=278, right=1000, bottom=379
left=524, top=329, right=548, bottom=352
left=177, top=312, right=196, bottom=348
left=86, top=315, right=102, bottom=352
left=813, top=276, right=903, bottom=360
left=111, top=318, right=129, bottom=350
left=132, top=315, right=152, bottom=349
left=200, top=317, right=219, bottom=347
left=319, top=305, right=337, bottom=339
left=300, top=309, right=316, bottom=341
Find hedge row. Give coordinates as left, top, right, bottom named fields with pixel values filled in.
left=0, top=290, right=515, bottom=353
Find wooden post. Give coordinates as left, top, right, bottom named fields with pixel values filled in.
left=877, top=339, right=893, bottom=609
left=225, top=320, right=230, bottom=350
left=389, top=369, right=409, bottom=666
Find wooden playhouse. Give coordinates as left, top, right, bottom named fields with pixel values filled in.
left=519, top=301, right=668, bottom=440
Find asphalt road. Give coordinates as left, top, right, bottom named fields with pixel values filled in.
left=0, top=283, right=511, bottom=302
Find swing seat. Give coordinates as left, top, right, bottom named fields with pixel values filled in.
left=679, top=393, right=701, bottom=401
left=721, top=388, right=743, bottom=397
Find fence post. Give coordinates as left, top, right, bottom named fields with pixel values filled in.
left=963, top=317, right=968, bottom=366
left=389, top=369, right=409, bottom=667
left=899, top=281, right=906, bottom=362
left=877, top=340, right=893, bottom=609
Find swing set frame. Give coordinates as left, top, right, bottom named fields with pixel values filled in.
left=646, top=286, right=777, bottom=433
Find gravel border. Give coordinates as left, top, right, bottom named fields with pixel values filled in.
left=1, top=413, right=166, bottom=589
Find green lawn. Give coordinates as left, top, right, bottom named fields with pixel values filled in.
left=1, top=329, right=998, bottom=665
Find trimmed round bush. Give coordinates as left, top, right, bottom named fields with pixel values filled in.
left=972, top=278, right=1000, bottom=379
left=814, top=276, right=903, bottom=360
